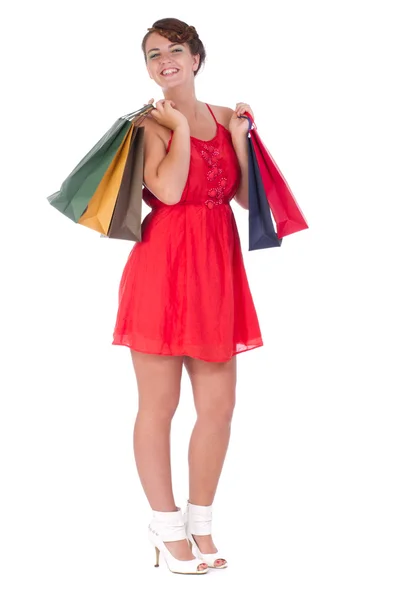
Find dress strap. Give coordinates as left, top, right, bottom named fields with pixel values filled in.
left=167, top=130, right=173, bottom=152
left=205, top=103, right=218, bottom=125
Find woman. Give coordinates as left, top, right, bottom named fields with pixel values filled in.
left=112, top=17, right=264, bottom=574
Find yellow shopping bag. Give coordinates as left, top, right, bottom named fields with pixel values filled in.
left=77, top=123, right=135, bottom=234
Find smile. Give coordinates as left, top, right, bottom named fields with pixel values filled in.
left=161, top=68, right=179, bottom=76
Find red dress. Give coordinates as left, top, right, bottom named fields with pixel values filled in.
left=112, top=104, right=263, bottom=362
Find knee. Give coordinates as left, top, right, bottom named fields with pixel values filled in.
left=137, top=394, right=179, bottom=422
left=197, top=396, right=236, bottom=427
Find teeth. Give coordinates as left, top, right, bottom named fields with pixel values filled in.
left=162, top=69, right=178, bottom=75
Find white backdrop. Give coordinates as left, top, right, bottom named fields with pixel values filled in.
left=1, top=0, right=399, bottom=598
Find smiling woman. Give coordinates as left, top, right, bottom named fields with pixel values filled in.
left=141, top=19, right=206, bottom=77
left=112, top=17, right=263, bottom=577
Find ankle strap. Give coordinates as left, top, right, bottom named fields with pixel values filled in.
left=186, top=502, right=213, bottom=535
left=150, top=507, right=186, bottom=542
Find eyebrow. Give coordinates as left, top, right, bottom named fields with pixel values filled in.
left=146, top=43, right=183, bottom=55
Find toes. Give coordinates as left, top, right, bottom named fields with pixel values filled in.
left=198, top=562, right=208, bottom=571
left=215, top=559, right=227, bottom=567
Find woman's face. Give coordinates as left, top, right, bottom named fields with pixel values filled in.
left=144, top=32, right=199, bottom=89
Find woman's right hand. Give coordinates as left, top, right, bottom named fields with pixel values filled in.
left=146, top=98, right=188, bottom=132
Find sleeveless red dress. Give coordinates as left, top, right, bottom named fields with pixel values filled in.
left=112, top=104, right=263, bottom=362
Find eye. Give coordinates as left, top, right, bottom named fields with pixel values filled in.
left=172, top=48, right=183, bottom=53
left=149, top=53, right=159, bottom=59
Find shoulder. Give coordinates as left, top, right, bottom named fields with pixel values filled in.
left=207, top=104, right=234, bottom=128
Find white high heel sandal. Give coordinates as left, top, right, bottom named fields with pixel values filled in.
left=148, top=507, right=209, bottom=574
left=184, top=501, right=228, bottom=569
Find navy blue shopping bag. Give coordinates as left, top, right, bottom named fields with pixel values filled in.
left=248, top=132, right=282, bottom=251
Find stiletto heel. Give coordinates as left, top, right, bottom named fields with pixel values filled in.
left=148, top=507, right=209, bottom=575
left=154, top=546, right=160, bottom=567
left=184, top=501, right=228, bottom=569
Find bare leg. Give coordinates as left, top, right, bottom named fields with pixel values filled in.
left=131, top=350, right=205, bottom=565
left=183, top=355, right=237, bottom=566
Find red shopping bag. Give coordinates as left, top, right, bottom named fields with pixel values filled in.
left=245, top=113, right=308, bottom=238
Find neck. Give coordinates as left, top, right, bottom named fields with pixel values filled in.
left=163, top=83, right=201, bottom=121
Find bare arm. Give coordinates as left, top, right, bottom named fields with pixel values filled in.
left=232, top=135, right=249, bottom=210
left=143, top=101, right=191, bottom=206
left=219, top=105, right=250, bottom=210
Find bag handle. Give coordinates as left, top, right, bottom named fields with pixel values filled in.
left=122, top=104, right=155, bottom=122
left=240, top=111, right=257, bottom=135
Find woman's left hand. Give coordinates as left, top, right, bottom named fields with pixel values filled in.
left=229, top=102, right=254, bottom=139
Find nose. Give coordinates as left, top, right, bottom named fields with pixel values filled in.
left=160, top=55, right=173, bottom=66
left=158, top=57, right=174, bottom=73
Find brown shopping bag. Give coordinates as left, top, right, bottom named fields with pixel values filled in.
left=106, top=125, right=145, bottom=242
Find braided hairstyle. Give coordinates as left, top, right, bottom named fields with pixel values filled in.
left=141, top=18, right=206, bottom=76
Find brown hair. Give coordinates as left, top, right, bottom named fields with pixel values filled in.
left=141, top=18, right=206, bottom=77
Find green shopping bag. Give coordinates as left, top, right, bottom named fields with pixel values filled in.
left=47, top=105, right=153, bottom=222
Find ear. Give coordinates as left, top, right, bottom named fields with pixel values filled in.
left=192, top=53, right=200, bottom=72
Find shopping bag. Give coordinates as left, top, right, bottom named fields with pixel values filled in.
left=248, top=137, right=282, bottom=250
left=106, top=125, right=145, bottom=242
left=47, top=105, right=154, bottom=222
left=77, top=124, right=134, bottom=235
left=245, top=112, right=308, bottom=238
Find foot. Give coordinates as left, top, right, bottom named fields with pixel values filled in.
left=164, top=539, right=208, bottom=571
left=192, top=534, right=227, bottom=568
